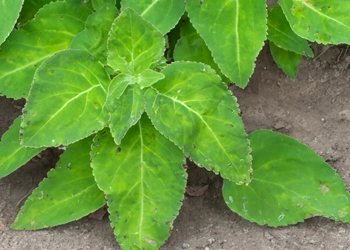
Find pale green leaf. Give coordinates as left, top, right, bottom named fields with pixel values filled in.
left=144, top=62, right=252, bottom=184
left=92, top=0, right=116, bottom=11
left=17, top=0, right=53, bottom=26
left=107, top=8, right=165, bottom=74
left=278, top=0, right=350, bottom=44
left=223, top=130, right=350, bottom=227
left=0, top=117, right=44, bottom=178
left=21, top=49, right=110, bottom=148
left=270, top=42, right=302, bottom=79
left=173, top=17, right=229, bottom=83
left=91, top=115, right=186, bottom=249
left=11, top=136, right=106, bottom=230
left=121, top=0, right=185, bottom=34
left=138, top=69, right=164, bottom=88
left=107, top=85, right=144, bottom=144
left=107, top=73, right=132, bottom=100
left=71, top=3, right=118, bottom=64
left=267, top=5, right=313, bottom=57
left=0, top=0, right=23, bottom=45
left=186, top=0, right=267, bottom=88
left=0, top=1, right=92, bottom=99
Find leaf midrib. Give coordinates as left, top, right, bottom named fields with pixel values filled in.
left=23, top=85, right=101, bottom=145
left=154, top=90, right=244, bottom=177
left=297, top=1, right=349, bottom=29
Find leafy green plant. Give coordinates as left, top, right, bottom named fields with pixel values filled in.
left=0, top=0, right=350, bottom=249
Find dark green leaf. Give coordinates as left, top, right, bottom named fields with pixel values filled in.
left=144, top=62, right=252, bottom=184
left=269, top=42, right=302, bottom=79
left=21, top=50, right=110, bottom=148
left=173, top=17, right=229, bottom=83
left=267, top=5, right=313, bottom=57
left=11, top=136, right=106, bottom=230
left=0, top=117, right=43, bottom=178
left=71, top=3, right=118, bottom=64
left=223, top=130, right=350, bottom=227
left=186, top=0, right=267, bottom=87
left=17, top=0, right=53, bottom=26
left=91, top=115, right=186, bottom=249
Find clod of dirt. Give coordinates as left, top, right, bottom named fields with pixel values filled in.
left=186, top=185, right=209, bottom=197
left=339, top=110, right=350, bottom=121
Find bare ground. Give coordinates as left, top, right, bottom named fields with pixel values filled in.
left=1, top=43, right=350, bottom=250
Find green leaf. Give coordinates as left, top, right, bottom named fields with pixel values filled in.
left=144, top=62, right=252, bottom=184
left=91, top=115, right=186, bottom=249
left=173, top=17, right=230, bottom=83
left=278, top=0, right=350, bottom=44
left=107, top=73, right=132, bottom=99
left=11, top=136, right=106, bottom=230
left=21, top=49, right=110, bottom=148
left=92, top=0, right=116, bottom=11
left=137, top=69, right=164, bottom=88
left=186, top=0, right=267, bottom=88
left=107, top=85, right=144, bottom=144
left=0, top=117, right=43, bottom=178
left=17, top=0, right=53, bottom=26
left=267, top=5, right=313, bottom=57
left=107, top=8, right=165, bottom=74
left=0, top=0, right=23, bottom=45
left=223, top=130, right=350, bottom=227
left=269, top=42, right=302, bottom=79
left=121, top=0, right=185, bottom=34
left=71, top=3, right=118, bottom=64
left=0, top=1, right=92, bottom=99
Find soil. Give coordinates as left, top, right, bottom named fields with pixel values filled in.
left=1, top=41, right=350, bottom=250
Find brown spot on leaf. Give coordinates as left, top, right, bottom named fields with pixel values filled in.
left=145, top=237, right=157, bottom=246
left=321, top=185, right=329, bottom=193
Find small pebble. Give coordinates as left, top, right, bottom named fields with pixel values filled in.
left=207, top=238, right=215, bottom=245
left=182, top=243, right=190, bottom=249
left=264, top=231, right=274, bottom=240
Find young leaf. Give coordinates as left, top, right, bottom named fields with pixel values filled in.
left=71, top=3, right=118, bottom=64
left=138, top=69, right=165, bottom=88
left=121, top=0, right=185, bottom=34
left=269, top=42, right=302, bottom=79
left=107, top=85, right=145, bottom=144
left=144, top=62, right=252, bottom=184
left=173, top=18, right=230, bottom=83
left=223, top=130, right=350, bottom=227
left=0, top=0, right=23, bottom=45
left=11, top=136, right=106, bottom=230
left=0, top=1, right=92, bottom=99
left=0, top=117, right=44, bottom=178
left=91, top=115, right=186, bottom=249
left=92, top=0, right=116, bottom=11
left=107, top=8, right=165, bottom=74
left=21, top=49, right=110, bottom=148
left=278, top=0, right=350, bottom=44
left=267, top=5, right=313, bottom=57
left=186, top=0, right=267, bottom=88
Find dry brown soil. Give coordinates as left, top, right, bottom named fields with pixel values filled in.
left=1, top=42, right=350, bottom=249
